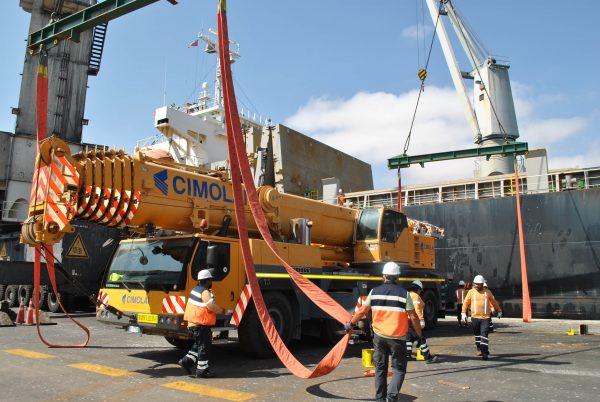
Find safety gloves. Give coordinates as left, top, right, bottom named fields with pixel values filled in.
left=497, top=311, right=503, bottom=319
left=343, top=322, right=355, bottom=333
left=420, top=320, right=426, bottom=329
left=461, top=313, right=468, bottom=323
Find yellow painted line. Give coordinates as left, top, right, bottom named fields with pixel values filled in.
left=256, top=272, right=445, bottom=282
left=2, top=349, right=53, bottom=359
left=67, top=362, right=129, bottom=377
left=162, top=381, right=256, bottom=401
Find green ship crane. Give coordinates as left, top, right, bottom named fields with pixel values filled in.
left=28, top=0, right=178, bottom=52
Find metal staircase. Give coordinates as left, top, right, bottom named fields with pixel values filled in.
left=87, top=22, right=108, bottom=76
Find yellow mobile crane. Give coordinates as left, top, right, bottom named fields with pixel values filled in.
left=22, top=136, right=445, bottom=355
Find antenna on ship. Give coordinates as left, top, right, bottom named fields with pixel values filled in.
left=198, top=29, right=240, bottom=107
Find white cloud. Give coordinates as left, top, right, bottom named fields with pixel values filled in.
left=520, top=117, right=587, bottom=146
left=401, top=24, right=433, bottom=41
left=285, top=84, right=592, bottom=189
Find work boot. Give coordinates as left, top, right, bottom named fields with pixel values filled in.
left=425, top=355, right=438, bottom=364
left=482, top=353, right=489, bottom=361
left=178, top=356, right=194, bottom=375
left=195, top=368, right=216, bottom=378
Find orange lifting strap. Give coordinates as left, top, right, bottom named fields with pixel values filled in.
left=217, top=0, right=351, bottom=378
left=32, top=52, right=90, bottom=347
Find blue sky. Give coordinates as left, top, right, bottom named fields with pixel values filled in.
left=1, top=1, right=598, bottom=189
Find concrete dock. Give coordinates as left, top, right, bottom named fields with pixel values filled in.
left=0, top=314, right=598, bottom=401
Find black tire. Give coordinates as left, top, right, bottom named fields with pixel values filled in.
left=238, top=291, right=294, bottom=358
left=421, top=289, right=439, bottom=329
left=18, top=285, right=33, bottom=306
left=47, top=291, right=68, bottom=313
left=320, top=319, right=344, bottom=346
left=0, top=284, right=5, bottom=301
left=38, top=286, right=48, bottom=311
left=4, top=285, right=18, bottom=308
left=164, top=336, right=194, bottom=350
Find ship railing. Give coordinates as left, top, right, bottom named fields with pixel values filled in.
left=135, top=135, right=210, bottom=167
left=1, top=200, right=28, bottom=223
left=346, top=167, right=600, bottom=209
left=136, top=134, right=167, bottom=149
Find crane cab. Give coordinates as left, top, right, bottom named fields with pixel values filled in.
left=353, top=207, right=437, bottom=269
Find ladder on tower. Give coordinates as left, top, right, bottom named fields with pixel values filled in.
left=87, top=22, right=108, bottom=76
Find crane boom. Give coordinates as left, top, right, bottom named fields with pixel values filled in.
left=425, top=0, right=520, bottom=176
left=425, top=0, right=481, bottom=144
left=27, top=0, right=177, bottom=52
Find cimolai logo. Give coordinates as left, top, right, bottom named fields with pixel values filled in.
left=154, top=170, right=169, bottom=195
left=122, top=294, right=149, bottom=305
left=153, top=169, right=236, bottom=204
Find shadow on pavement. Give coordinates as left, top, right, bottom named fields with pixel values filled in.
left=305, top=375, right=418, bottom=401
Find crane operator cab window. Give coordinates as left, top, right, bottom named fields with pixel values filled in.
left=191, top=240, right=231, bottom=282
left=356, top=208, right=408, bottom=243
left=105, top=237, right=195, bottom=292
left=380, top=209, right=408, bottom=243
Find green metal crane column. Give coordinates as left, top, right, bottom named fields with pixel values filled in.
left=388, top=142, right=529, bottom=169
left=28, top=0, right=178, bottom=52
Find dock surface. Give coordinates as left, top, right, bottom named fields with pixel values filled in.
left=1, top=315, right=598, bottom=401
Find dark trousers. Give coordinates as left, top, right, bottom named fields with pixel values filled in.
left=405, top=326, right=431, bottom=359
left=456, top=304, right=463, bottom=324
left=373, top=334, right=408, bottom=402
left=187, top=325, right=212, bottom=372
left=471, top=318, right=490, bottom=355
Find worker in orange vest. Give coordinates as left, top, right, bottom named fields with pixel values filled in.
left=456, top=280, right=467, bottom=328
left=405, top=280, right=437, bottom=363
left=179, top=270, right=225, bottom=378
left=345, top=262, right=422, bottom=402
left=461, top=275, right=502, bottom=360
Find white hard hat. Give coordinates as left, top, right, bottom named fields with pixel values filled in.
left=473, top=275, right=485, bottom=284
left=338, top=188, right=343, bottom=193
left=483, top=282, right=488, bottom=288
left=458, top=280, right=465, bottom=286
left=382, top=262, right=400, bottom=276
left=412, top=280, right=423, bottom=290
left=197, top=270, right=213, bottom=280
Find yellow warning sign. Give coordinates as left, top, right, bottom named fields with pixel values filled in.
left=66, top=234, right=88, bottom=258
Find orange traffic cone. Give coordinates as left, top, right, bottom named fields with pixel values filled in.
left=24, top=299, right=34, bottom=326
left=15, top=299, right=25, bottom=325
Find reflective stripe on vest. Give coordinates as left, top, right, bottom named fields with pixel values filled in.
left=184, top=285, right=217, bottom=326
left=468, top=288, right=494, bottom=319
left=370, top=283, right=409, bottom=338
left=456, top=288, right=467, bottom=304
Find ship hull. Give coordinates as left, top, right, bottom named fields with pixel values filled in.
left=405, top=188, right=600, bottom=319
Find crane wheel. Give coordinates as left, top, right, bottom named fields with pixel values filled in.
left=238, top=291, right=293, bottom=358
left=421, top=289, right=439, bottom=329
left=18, top=285, right=33, bottom=306
left=4, top=285, right=19, bottom=308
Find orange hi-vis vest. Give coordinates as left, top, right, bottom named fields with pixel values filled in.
left=370, top=283, right=409, bottom=338
left=409, top=291, right=424, bottom=321
left=456, top=287, right=467, bottom=304
left=462, top=288, right=501, bottom=319
left=184, top=285, right=216, bottom=326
